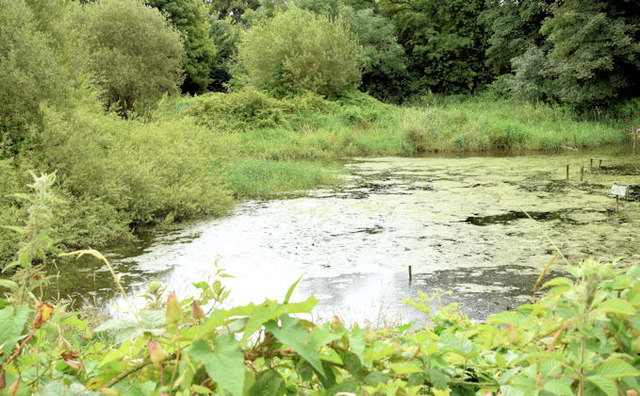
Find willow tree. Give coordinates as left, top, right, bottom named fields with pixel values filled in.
left=77, top=0, right=185, bottom=114
left=237, top=7, right=363, bottom=98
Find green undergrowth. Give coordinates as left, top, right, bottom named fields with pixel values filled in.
left=1, top=253, right=639, bottom=395
left=224, top=159, right=339, bottom=198
left=403, top=98, right=626, bottom=152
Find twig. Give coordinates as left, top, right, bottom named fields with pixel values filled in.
left=60, top=249, right=142, bottom=325
left=104, top=353, right=176, bottom=388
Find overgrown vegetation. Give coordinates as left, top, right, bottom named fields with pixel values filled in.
left=1, top=178, right=639, bottom=395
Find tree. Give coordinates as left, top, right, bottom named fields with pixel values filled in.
left=146, top=0, right=216, bottom=94
left=509, top=46, right=552, bottom=102
left=341, top=7, right=407, bottom=102
left=0, top=0, right=80, bottom=157
left=206, top=0, right=260, bottom=24
left=207, top=17, right=241, bottom=92
left=244, top=0, right=407, bottom=101
left=480, top=0, right=550, bottom=76
left=541, top=0, right=640, bottom=107
left=380, top=0, right=490, bottom=95
left=236, top=7, right=363, bottom=97
left=77, top=0, right=185, bottom=114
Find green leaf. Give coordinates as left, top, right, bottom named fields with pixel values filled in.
left=427, top=368, right=451, bottom=390
left=348, top=328, right=366, bottom=362
left=249, top=370, right=284, bottom=396
left=94, top=317, right=138, bottom=332
left=542, top=277, right=574, bottom=288
left=0, top=279, right=18, bottom=290
left=364, top=372, right=391, bottom=384
left=488, top=311, right=521, bottom=325
left=99, top=341, right=131, bottom=367
left=284, top=276, right=302, bottom=304
left=599, top=298, right=636, bottom=316
left=191, top=384, right=213, bottom=394
left=437, top=334, right=475, bottom=357
left=188, top=335, right=245, bottom=396
left=1, top=225, right=24, bottom=233
left=594, top=359, right=640, bottom=378
left=326, top=380, right=358, bottom=396
left=140, top=310, right=166, bottom=329
left=587, top=375, right=618, bottom=396
left=265, top=315, right=325, bottom=376
left=64, top=316, right=89, bottom=330
left=338, top=350, right=363, bottom=378
left=0, top=305, right=31, bottom=354
left=280, top=296, right=318, bottom=314
left=240, top=299, right=282, bottom=344
left=542, top=379, right=574, bottom=396
left=390, top=362, right=423, bottom=374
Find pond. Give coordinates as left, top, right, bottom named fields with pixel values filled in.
left=50, top=149, right=640, bottom=325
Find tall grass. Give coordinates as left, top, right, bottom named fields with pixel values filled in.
left=403, top=97, right=626, bottom=152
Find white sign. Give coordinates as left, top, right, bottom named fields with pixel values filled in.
left=610, top=183, right=629, bottom=197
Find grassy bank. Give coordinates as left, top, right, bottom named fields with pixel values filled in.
left=0, top=90, right=631, bottom=266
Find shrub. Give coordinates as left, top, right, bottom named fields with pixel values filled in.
left=29, top=104, right=233, bottom=247
left=76, top=0, right=185, bottom=114
left=184, top=87, right=336, bottom=131
left=236, top=7, right=363, bottom=98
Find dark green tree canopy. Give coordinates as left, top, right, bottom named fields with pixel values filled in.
left=541, top=0, right=640, bottom=107
left=146, top=0, right=217, bottom=94
left=480, top=0, right=551, bottom=76
left=381, top=0, right=490, bottom=95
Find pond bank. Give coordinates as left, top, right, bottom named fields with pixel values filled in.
left=49, top=148, right=640, bottom=324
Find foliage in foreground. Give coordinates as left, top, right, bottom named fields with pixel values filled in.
left=1, top=254, right=639, bottom=395
left=1, top=177, right=640, bottom=396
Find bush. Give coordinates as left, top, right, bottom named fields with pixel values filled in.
left=76, top=0, right=185, bottom=114
left=29, top=103, right=233, bottom=247
left=183, top=87, right=336, bottom=131
left=236, top=7, right=363, bottom=98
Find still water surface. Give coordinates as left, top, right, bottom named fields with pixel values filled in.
left=51, top=151, right=640, bottom=324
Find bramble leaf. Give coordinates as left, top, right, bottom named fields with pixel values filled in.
left=265, top=315, right=325, bottom=376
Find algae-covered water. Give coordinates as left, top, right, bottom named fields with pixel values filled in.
left=50, top=149, right=640, bottom=324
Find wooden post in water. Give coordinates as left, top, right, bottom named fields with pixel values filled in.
left=590, top=158, right=593, bottom=169
left=616, top=196, right=619, bottom=213
left=566, top=164, right=569, bottom=181
left=408, top=265, right=412, bottom=282
left=580, top=165, right=584, bottom=182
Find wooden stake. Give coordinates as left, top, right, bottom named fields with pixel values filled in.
left=616, top=196, right=619, bottom=213
left=566, top=164, right=569, bottom=181
left=580, top=165, right=584, bottom=181
left=590, top=158, right=593, bottom=169
left=599, top=159, right=603, bottom=168
left=408, top=265, right=412, bottom=282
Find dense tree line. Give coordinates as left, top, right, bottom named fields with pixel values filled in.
left=1, top=0, right=639, bottom=157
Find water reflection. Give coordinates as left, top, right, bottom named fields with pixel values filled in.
left=49, top=151, right=640, bottom=323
